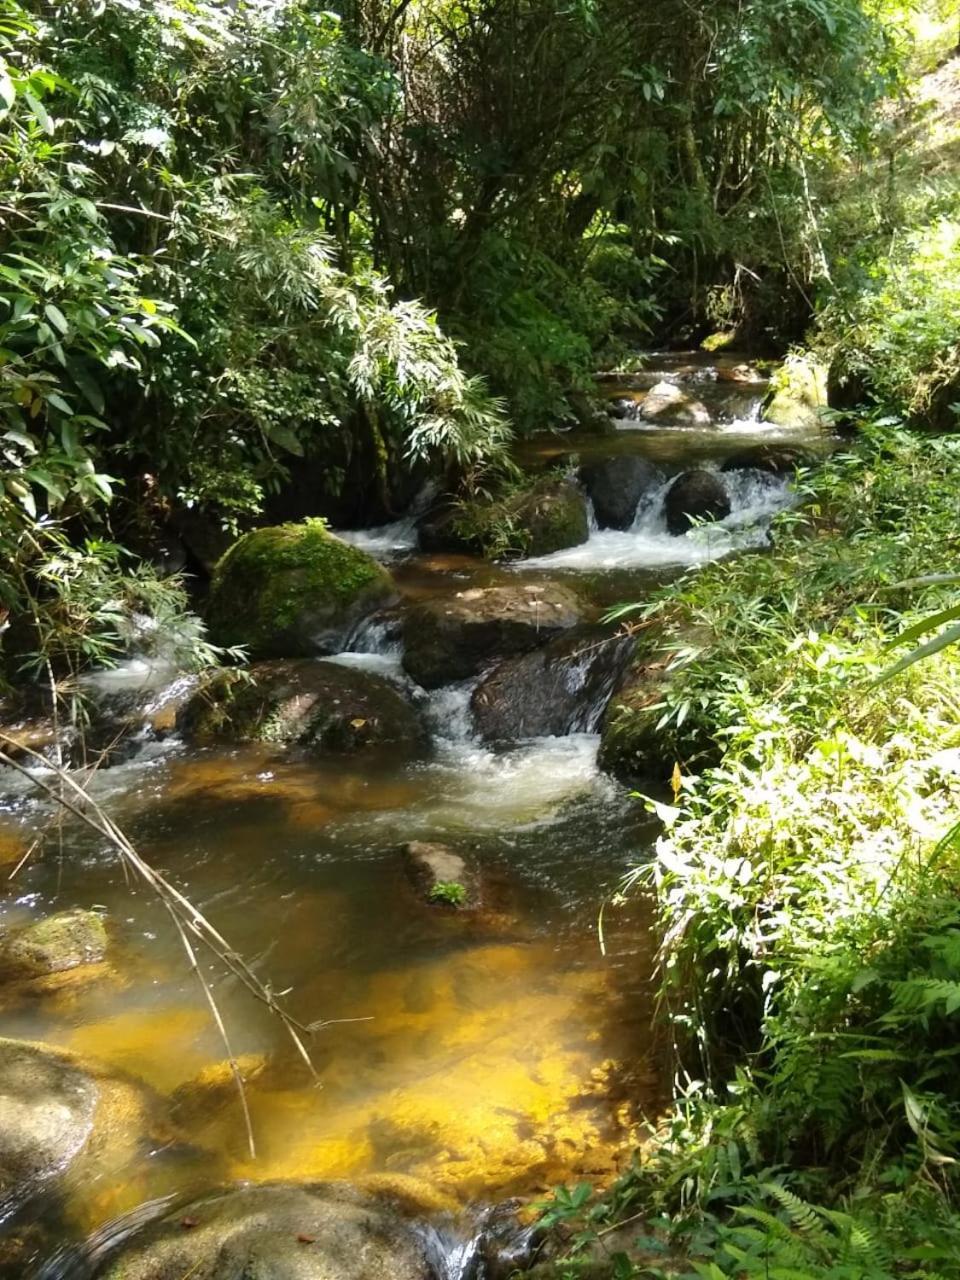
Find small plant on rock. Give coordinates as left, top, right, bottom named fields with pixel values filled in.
left=429, top=881, right=468, bottom=908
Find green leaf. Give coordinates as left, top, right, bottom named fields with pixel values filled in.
left=877, top=622, right=960, bottom=684
left=43, top=303, right=68, bottom=335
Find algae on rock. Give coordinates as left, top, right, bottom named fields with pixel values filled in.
left=206, top=520, right=395, bottom=658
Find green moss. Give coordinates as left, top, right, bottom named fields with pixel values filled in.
left=764, top=352, right=827, bottom=428
left=206, top=519, right=394, bottom=657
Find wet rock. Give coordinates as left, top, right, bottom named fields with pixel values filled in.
left=716, top=362, right=765, bottom=384
left=763, top=352, right=827, bottom=428
left=605, top=397, right=637, bottom=420
left=721, top=445, right=809, bottom=475
left=0, top=1039, right=174, bottom=1205
left=178, top=659, right=424, bottom=756
left=94, top=1182, right=444, bottom=1280
left=451, top=481, right=590, bottom=560
left=402, top=841, right=478, bottom=908
left=1, top=909, right=107, bottom=979
left=597, top=655, right=672, bottom=782
left=471, top=629, right=635, bottom=740
left=579, top=457, right=662, bottom=529
left=206, top=520, right=396, bottom=659
left=401, top=584, right=584, bottom=689
left=0, top=1039, right=97, bottom=1193
left=640, top=380, right=711, bottom=425
left=416, top=504, right=478, bottom=555
left=664, top=470, right=730, bottom=535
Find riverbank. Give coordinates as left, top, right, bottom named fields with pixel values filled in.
left=525, top=425, right=960, bottom=1276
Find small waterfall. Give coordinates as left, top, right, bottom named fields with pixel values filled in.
left=520, top=464, right=792, bottom=572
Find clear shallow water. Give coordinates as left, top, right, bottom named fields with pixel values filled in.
left=0, top=714, right=660, bottom=1257
left=0, top=350, right=824, bottom=1270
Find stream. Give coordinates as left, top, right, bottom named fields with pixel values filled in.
left=0, top=352, right=827, bottom=1277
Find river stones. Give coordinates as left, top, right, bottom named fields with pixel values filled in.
left=640, top=380, right=711, bottom=425
left=402, top=841, right=479, bottom=909
left=663, top=470, right=730, bottom=535
left=0, top=1039, right=175, bottom=1211
left=178, top=660, right=424, bottom=756
left=579, top=457, right=662, bottom=529
left=93, top=1182, right=444, bottom=1280
left=471, top=629, right=635, bottom=741
left=206, top=520, right=396, bottom=659
left=401, top=584, right=584, bottom=689
left=1, top=909, right=108, bottom=981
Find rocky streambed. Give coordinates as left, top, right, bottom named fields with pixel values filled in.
left=0, top=351, right=830, bottom=1277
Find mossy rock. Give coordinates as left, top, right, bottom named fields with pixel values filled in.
left=763, top=353, right=828, bottom=428
left=94, top=1182, right=442, bottom=1280
left=178, top=659, right=425, bottom=757
left=1, top=909, right=107, bottom=979
left=206, top=520, right=396, bottom=658
left=452, top=480, right=589, bottom=560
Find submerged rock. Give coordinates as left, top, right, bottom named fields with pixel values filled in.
left=471, top=629, right=635, bottom=741
left=763, top=353, right=827, bottom=428
left=1, top=909, right=108, bottom=979
left=94, top=1182, right=443, bottom=1280
left=640, top=380, right=711, bottom=425
left=178, top=660, right=424, bottom=756
left=0, top=1039, right=97, bottom=1193
left=402, top=584, right=584, bottom=689
left=579, top=457, right=662, bottom=529
left=206, top=520, right=396, bottom=658
left=402, top=841, right=478, bottom=909
left=664, top=470, right=730, bottom=535
left=0, top=1038, right=174, bottom=1208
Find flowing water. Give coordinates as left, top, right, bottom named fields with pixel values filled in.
left=0, top=352, right=829, bottom=1275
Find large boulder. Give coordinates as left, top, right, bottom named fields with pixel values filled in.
left=1, top=909, right=107, bottom=979
left=640, top=381, right=711, bottom=425
left=178, top=659, right=424, bottom=756
left=763, top=353, right=828, bottom=428
left=579, top=457, right=662, bottom=529
left=401, top=584, right=584, bottom=689
left=471, top=629, right=635, bottom=740
left=664, top=470, right=730, bottom=535
left=93, top=1182, right=444, bottom=1280
left=206, top=520, right=396, bottom=658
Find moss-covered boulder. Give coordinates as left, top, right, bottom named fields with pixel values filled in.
left=206, top=520, right=396, bottom=658
left=447, top=480, right=590, bottom=560
left=763, top=353, right=828, bottom=428
left=402, top=583, right=584, bottom=689
left=178, top=659, right=424, bottom=756
left=94, top=1182, right=443, bottom=1280
left=1, top=909, right=107, bottom=979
